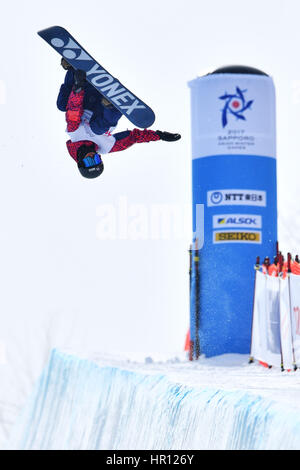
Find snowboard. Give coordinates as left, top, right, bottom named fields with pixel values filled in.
left=38, top=26, right=155, bottom=129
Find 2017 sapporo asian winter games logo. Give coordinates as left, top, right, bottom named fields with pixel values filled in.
left=219, top=87, right=254, bottom=127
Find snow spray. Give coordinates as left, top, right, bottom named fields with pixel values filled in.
left=188, top=66, right=277, bottom=357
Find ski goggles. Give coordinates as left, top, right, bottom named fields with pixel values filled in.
left=82, top=153, right=102, bottom=168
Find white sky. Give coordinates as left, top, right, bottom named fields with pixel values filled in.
left=0, top=0, right=300, bottom=374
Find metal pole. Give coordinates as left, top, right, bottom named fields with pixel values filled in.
left=194, top=238, right=200, bottom=359
left=188, top=244, right=193, bottom=361
left=287, top=271, right=297, bottom=371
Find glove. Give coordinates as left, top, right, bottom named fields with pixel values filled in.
left=156, top=130, right=181, bottom=142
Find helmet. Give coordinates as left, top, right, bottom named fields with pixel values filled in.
left=77, top=152, right=104, bottom=179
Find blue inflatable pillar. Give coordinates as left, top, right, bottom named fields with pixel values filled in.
left=188, top=66, right=277, bottom=357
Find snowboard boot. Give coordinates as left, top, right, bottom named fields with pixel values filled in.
left=156, top=130, right=181, bottom=142
left=61, top=57, right=73, bottom=71
left=73, top=69, right=86, bottom=93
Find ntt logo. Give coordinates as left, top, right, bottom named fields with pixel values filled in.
left=210, top=192, right=223, bottom=205
left=207, top=189, right=266, bottom=207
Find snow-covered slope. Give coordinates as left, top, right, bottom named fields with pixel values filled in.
left=8, top=350, right=300, bottom=450
left=2, top=0, right=300, bottom=450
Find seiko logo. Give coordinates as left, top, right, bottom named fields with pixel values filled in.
left=50, top=36, right=146, bottom=117
left=213, top=231, right=261, bottom=244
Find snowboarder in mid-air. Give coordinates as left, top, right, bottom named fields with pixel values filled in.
left=57, top=59, right=181, bottom=179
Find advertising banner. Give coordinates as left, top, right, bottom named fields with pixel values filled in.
left=279, top=277, right=294, bottom=369
left=289, top=274, right=300, bottom=365
left=251, top=272, right=281, bottom=367
left=189, top=67, right=277, bottom=357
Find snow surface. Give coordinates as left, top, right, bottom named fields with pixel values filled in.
left=8, top=350, right=300, bottom=450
